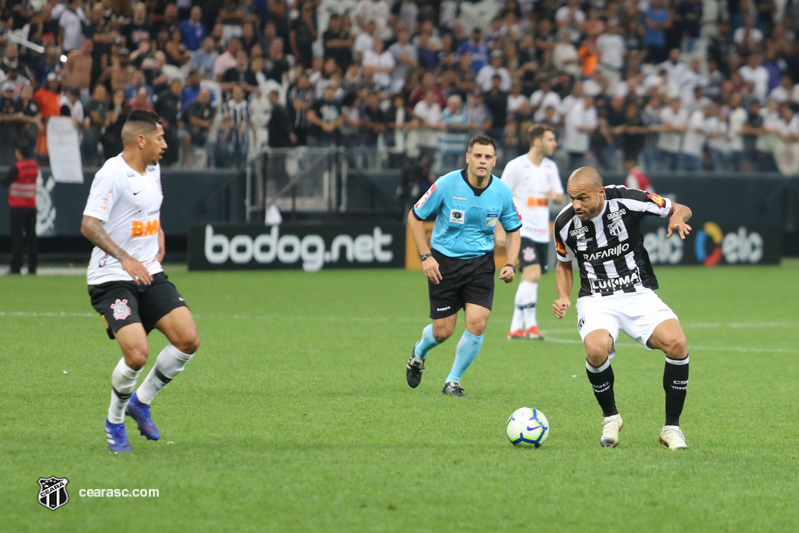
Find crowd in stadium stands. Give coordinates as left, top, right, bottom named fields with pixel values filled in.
left=1, top=0, right=799, bottom=175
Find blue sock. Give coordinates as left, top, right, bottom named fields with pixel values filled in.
left=414, top=324, right=439, bottom=360
left=446, top=330, right=484, bottom=384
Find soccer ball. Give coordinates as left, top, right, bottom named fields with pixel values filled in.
left=506, top=407, right=550, bottom=447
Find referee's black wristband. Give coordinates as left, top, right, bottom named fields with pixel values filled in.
left=505, top=263, right=516, bottom=272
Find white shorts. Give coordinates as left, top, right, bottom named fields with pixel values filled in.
left=575, top=289, right=679, bottom=358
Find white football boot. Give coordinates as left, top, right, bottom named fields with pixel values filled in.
left=659, top=425, right=688, bottom=450
left=600, top=414, right=623, bottom=447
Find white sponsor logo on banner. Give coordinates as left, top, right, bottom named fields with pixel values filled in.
left=204, top=225, right=394, bottom=272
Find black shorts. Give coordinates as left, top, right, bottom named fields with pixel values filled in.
left=519, top=238, right=550, bottom=273
left=88, top=272, right=188, bottom=340
left=428, top=249, right=495, bottom=319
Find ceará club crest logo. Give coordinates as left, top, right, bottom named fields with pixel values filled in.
left=38, top=476, right=69, bottom=511
left=111, top=299, right=131, bottom=321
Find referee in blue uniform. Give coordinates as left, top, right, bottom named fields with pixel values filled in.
left=406, top=135, right=522, bottom=396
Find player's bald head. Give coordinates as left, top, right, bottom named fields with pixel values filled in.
left=121, top=110, right=163, bottom=147
left=567, top=167, right=603, bottom=191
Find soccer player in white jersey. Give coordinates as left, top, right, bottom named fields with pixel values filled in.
left=552, top=167, right=693, bottom=450
left=81, top=110, right=200, bottom=452
left=500, top=125, right=564, bottom=340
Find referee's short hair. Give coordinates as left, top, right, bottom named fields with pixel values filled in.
left=468, top=134, right=496, bottom=154
left=525, top=124, right=554, bottom=146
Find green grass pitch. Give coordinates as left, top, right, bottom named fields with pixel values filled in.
left=1, top=262, right=798, bottom=532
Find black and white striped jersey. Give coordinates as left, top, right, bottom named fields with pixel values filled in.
left=223, top=99, right=251, bottom=127
left=554, top=186, right=673, bottom=298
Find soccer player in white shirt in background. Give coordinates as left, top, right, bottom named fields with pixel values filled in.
left=500, top=125, right=564, bottom=340
left=81, top=110, right=201, bottom=453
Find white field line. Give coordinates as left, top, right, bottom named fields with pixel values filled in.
left=0, top=311, right=96, bottom=318
left=1, top=311, right=795, bottom=331
left=2, top=311, right=795, bottom=353
left=543, top=337, right=799, bottom=354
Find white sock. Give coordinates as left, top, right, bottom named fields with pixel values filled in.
left=510, top=285, right=526, bottom=332
left=108, top=358, right=142, bottom=424
left=519, top=281, right=538, bottom=329
left=136, top=344, right=195, bottom=405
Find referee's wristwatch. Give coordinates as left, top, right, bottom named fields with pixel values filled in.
left=505, top=263, right=517, bottom=272
left=420, top=253, right=433, bottom=262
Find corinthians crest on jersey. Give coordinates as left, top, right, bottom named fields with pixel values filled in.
left=554, top=185, right=673, bottom=298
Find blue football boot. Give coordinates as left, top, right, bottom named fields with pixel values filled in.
left=105, top=419, right=132, bottom=452
left=125, top=392, right=160, bottom=440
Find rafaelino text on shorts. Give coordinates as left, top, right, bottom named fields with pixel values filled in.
left=79, top=488, right=160, bottom=498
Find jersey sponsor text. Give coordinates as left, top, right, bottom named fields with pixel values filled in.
left=588, top=268, right=641, bottom=293
left=131, top=218, right=160, bottom=237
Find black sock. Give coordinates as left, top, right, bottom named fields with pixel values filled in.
left=664, top=355, right=689, bottom=426
left=586, top=361, right=618, bottom=417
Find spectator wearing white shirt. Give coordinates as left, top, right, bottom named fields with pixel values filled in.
left=438, top=95, right=469, bottom=170
left=555, top=0, right=585, bottom=44
left=727, top=94, right=749, bottom=171
left=362, top=38, right=395, bottom=91
left=552, top=30, right=581, bottom=78
left=355, top=0, right=391, bottom=38
left=768, top=74, right=795, bottom=104
left=683, top=85, right=712, bottom=116
left=678, top=59, right=707, bottom=111
left=59, top=0, right=87, bottom=54
left=476, top=51, right=512, bottom=92
left=388, top=28, right=418, bottom=95
left=758, top=99, right=781, bottom=172
left=772, top=103, right=799, bottom=147
left=733, top=15, right=764, bottom=51
left=595, top=19, right=626, bottom=88
left=531, top=77, right=561, bottom=123
left=353, top=21, right=377, bottom=63
left=582, top=71, right=604, bottom=98
left=738, top=54, right=770, bottom=103
left=659, top=49, right=687, bottom=88
left=413, top=90, right=443, bottom=164
left=706, top=107, right=730, bottom=172
left=657, top=98, right=688, bottom=171
left=772, top=105, right=799, bottom=174
left=58, top=86, right=89, bottom=141
left=641, top=95, right=664, bottom=172
left=792, top=84, right=799, bottom=106
left=615, top=73, right=647, bottom=100
left=679, top=104, right=712, bottom=171
left=507, top=81, right=526, bottom=115
left=561, top=92, right=597, bottom=169
left=645, top=68, right=680, bottom=101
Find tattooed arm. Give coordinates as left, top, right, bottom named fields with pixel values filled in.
left=81, top=215, right=152, bottom=285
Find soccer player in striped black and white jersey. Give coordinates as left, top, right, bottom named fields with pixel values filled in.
left=552, top=167, right=694, bottom=450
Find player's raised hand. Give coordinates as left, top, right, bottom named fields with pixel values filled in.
left=499, top=265, right=515, bottom=283
left=666, top=217, right=692, bottom=239
left=552, top=298, right=571, bottom=319
left=121, top=257, right=152, bottom=285
left=423, top=257, right=443, bottom=284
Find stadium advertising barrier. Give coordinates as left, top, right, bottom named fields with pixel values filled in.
left=642, top=221, right=781, bottom=266
left=188, top=222, right=405, bottom=271
left=406, top=219, right=780, bottom=270
left=0, top=168, right=242, bottom=238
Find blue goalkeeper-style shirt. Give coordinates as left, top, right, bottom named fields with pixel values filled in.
left=412, top=169, right=522, bottom=259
